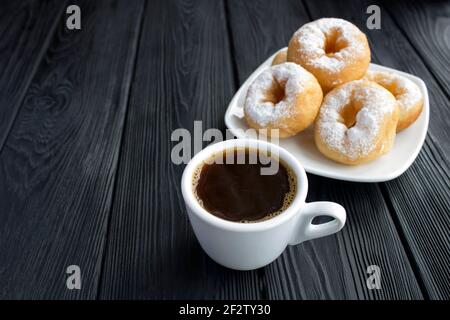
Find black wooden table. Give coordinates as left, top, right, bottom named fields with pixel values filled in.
left=0, top=0, right=448, bottom=300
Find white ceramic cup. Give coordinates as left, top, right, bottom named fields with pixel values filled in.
left=181, top=139, right=346, bottom=270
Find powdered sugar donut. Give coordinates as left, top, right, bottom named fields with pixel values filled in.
left=244, top=62, right=323, bottom=138
left=287, top=18, right=370, bottom=93
left=315, top=80, right=399, bottom=165
left=272, top=48, right=287, bottom=66
left=364, top=70, right=423, bottom=132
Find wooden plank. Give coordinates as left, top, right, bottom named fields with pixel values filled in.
left=0, top=0, right=144, bottom=299
left=98, top=0, right=262, bottom=299
left=0, top=0, right=66, bottom=152
left=386, top=1, right=450, bottom=95
left=267, top=178, right=424, bottom=299
left=227, top=0, right=423, bottom=299
left=224, top=0, right=309, bottom=82
left=382, top=140, right=450, bottom=299
left=304, top=0, right=450, bottom=300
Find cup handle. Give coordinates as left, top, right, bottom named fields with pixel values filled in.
left=289, top=202, right=346, bottom=245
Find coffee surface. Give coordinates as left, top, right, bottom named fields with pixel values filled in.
left=194, top=148, right=296, bottom=222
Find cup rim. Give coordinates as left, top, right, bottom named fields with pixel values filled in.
left=181, top=138, right=308, bottom=232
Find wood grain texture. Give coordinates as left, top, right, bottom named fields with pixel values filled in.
left=0, top=0, right=446, bottom=300
left=227, top=0, right=423, bottom=299
left=0, top=0, right=66, bottom=153
left=304, top=0, right=450, bottom=300
left=266, top=178, right=423, bottom=299
left=384, top=0, right=450, bottom=95
left=382, top=140, right=450, bottom=299
left=98, top=0, right=262, bottom=299
left=0, top=0, right=144, bottom=299
left=224, top=0, right=309, bottom=82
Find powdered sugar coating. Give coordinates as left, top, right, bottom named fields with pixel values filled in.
left=364, top=70, right=422, bottom=111
left=244, top=62, right=316, bottom=127
left=317, top=80, right=397, bottom=160
left=292, top=18, right=367, bottom=77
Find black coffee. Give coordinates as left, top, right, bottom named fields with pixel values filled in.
left=193, top=148, right=296, bottom=222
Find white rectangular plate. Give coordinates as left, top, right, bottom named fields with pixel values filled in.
left=224, top=48, right=429, bottom=182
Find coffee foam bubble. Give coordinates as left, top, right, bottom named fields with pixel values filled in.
left=192, top=164, right=204, bottom=207
left=191, top=148, right=297, bottom=223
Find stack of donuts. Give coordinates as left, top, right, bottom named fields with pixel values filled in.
left=244, top=18, right=424, bottom=165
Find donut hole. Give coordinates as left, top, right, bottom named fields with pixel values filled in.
left=339, top=101, right=362, bottom=129
left=263, top=79, right=286, bottom=105
left=324, top=29, right=347, bottom=57
left=381, top=82, right=403, bottom=99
